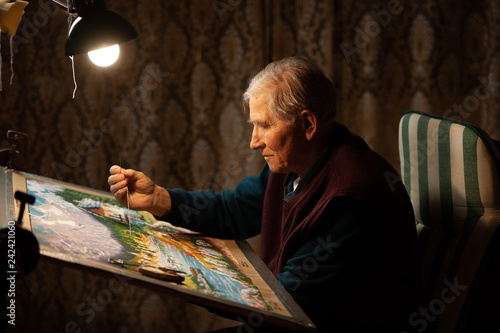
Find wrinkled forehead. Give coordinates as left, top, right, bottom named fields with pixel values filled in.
left=249, top=93, right=271, bottom=121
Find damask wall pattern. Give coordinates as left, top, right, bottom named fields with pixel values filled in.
left=271, top=0, right=500, bottom=168
left=1, top=0, right=268, bottom=192
left=1, top=0, right=500, bottom=332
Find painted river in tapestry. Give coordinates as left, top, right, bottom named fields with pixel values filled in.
left=26, top=178, right=270, bottom=310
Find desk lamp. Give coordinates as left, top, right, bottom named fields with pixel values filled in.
left=64, top=0, right=138, bottom=67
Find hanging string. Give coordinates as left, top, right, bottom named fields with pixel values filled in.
left=9, top=34, right=14, bottom=85
left=71, top=55, right=77, bottom=99
left=67, top=0, right=77, bottom=98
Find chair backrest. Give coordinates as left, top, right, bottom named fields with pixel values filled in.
left=398, top=110, right=500, bottom=332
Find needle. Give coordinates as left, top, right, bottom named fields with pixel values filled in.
left=126, top=184, right=131, bottom=236
left=120, top=156, right=132, bottom=236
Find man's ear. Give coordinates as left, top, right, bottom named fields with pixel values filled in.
left=300, top=110, right=318, bottom=140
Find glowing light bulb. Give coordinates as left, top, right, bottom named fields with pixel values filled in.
left=88, top=44, right=120, bottom=67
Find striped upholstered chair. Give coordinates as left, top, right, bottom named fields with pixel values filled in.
left=398, top=110, right=500, bottom=332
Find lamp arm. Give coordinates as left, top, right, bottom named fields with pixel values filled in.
left=45, top=0, right=76, bottom=14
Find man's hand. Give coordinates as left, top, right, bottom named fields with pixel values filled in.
left=108, top=165, right=171, bottom=217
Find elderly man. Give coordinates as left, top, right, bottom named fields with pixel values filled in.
left=108, top=56, right=420, bottom=332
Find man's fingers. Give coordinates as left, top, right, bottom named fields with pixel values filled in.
left=109, top=178, right=127, bottom=193
left=109, top=165, right=122, bottom=175
left=108, top=173, right=124, bottom=186
left=123, top=168, right=138, bottom=179
left=114, top=187, right=129, bottom=206
left=111, top=183, right=128, bottom=197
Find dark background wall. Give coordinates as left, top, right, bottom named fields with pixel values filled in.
left=1, top=0, right=499, bottom=331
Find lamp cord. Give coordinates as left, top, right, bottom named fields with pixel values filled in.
left=71, top=55, right=77, bottom=99
left=9, top=34, right=14, bottom=85
left=67, top=0, right=77, bottom=98
left=0, top=33, right=17, bottom=89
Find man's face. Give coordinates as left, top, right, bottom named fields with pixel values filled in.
left=249, top=93, right=306, bottom=175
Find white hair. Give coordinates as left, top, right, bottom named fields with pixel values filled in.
left=243, top=56, right=337, bottom=124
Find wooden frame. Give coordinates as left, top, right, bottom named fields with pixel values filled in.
left=0, top=168, right=316, bottom=332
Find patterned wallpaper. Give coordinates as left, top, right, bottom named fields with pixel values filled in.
left=1, top=0, right=268, bottom=193
left=1, top=0, right=500, bottom=332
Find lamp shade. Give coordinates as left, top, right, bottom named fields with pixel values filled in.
left=65, top=0, right=138, bottom=56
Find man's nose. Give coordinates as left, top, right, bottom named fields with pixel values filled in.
left=250, top=128, right=263, bottom=150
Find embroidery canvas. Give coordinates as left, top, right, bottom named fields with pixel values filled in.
left=23, top=177, right=290, bottom=316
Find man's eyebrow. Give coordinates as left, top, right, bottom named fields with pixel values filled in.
left=249, top=120, right=268, bottom=126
